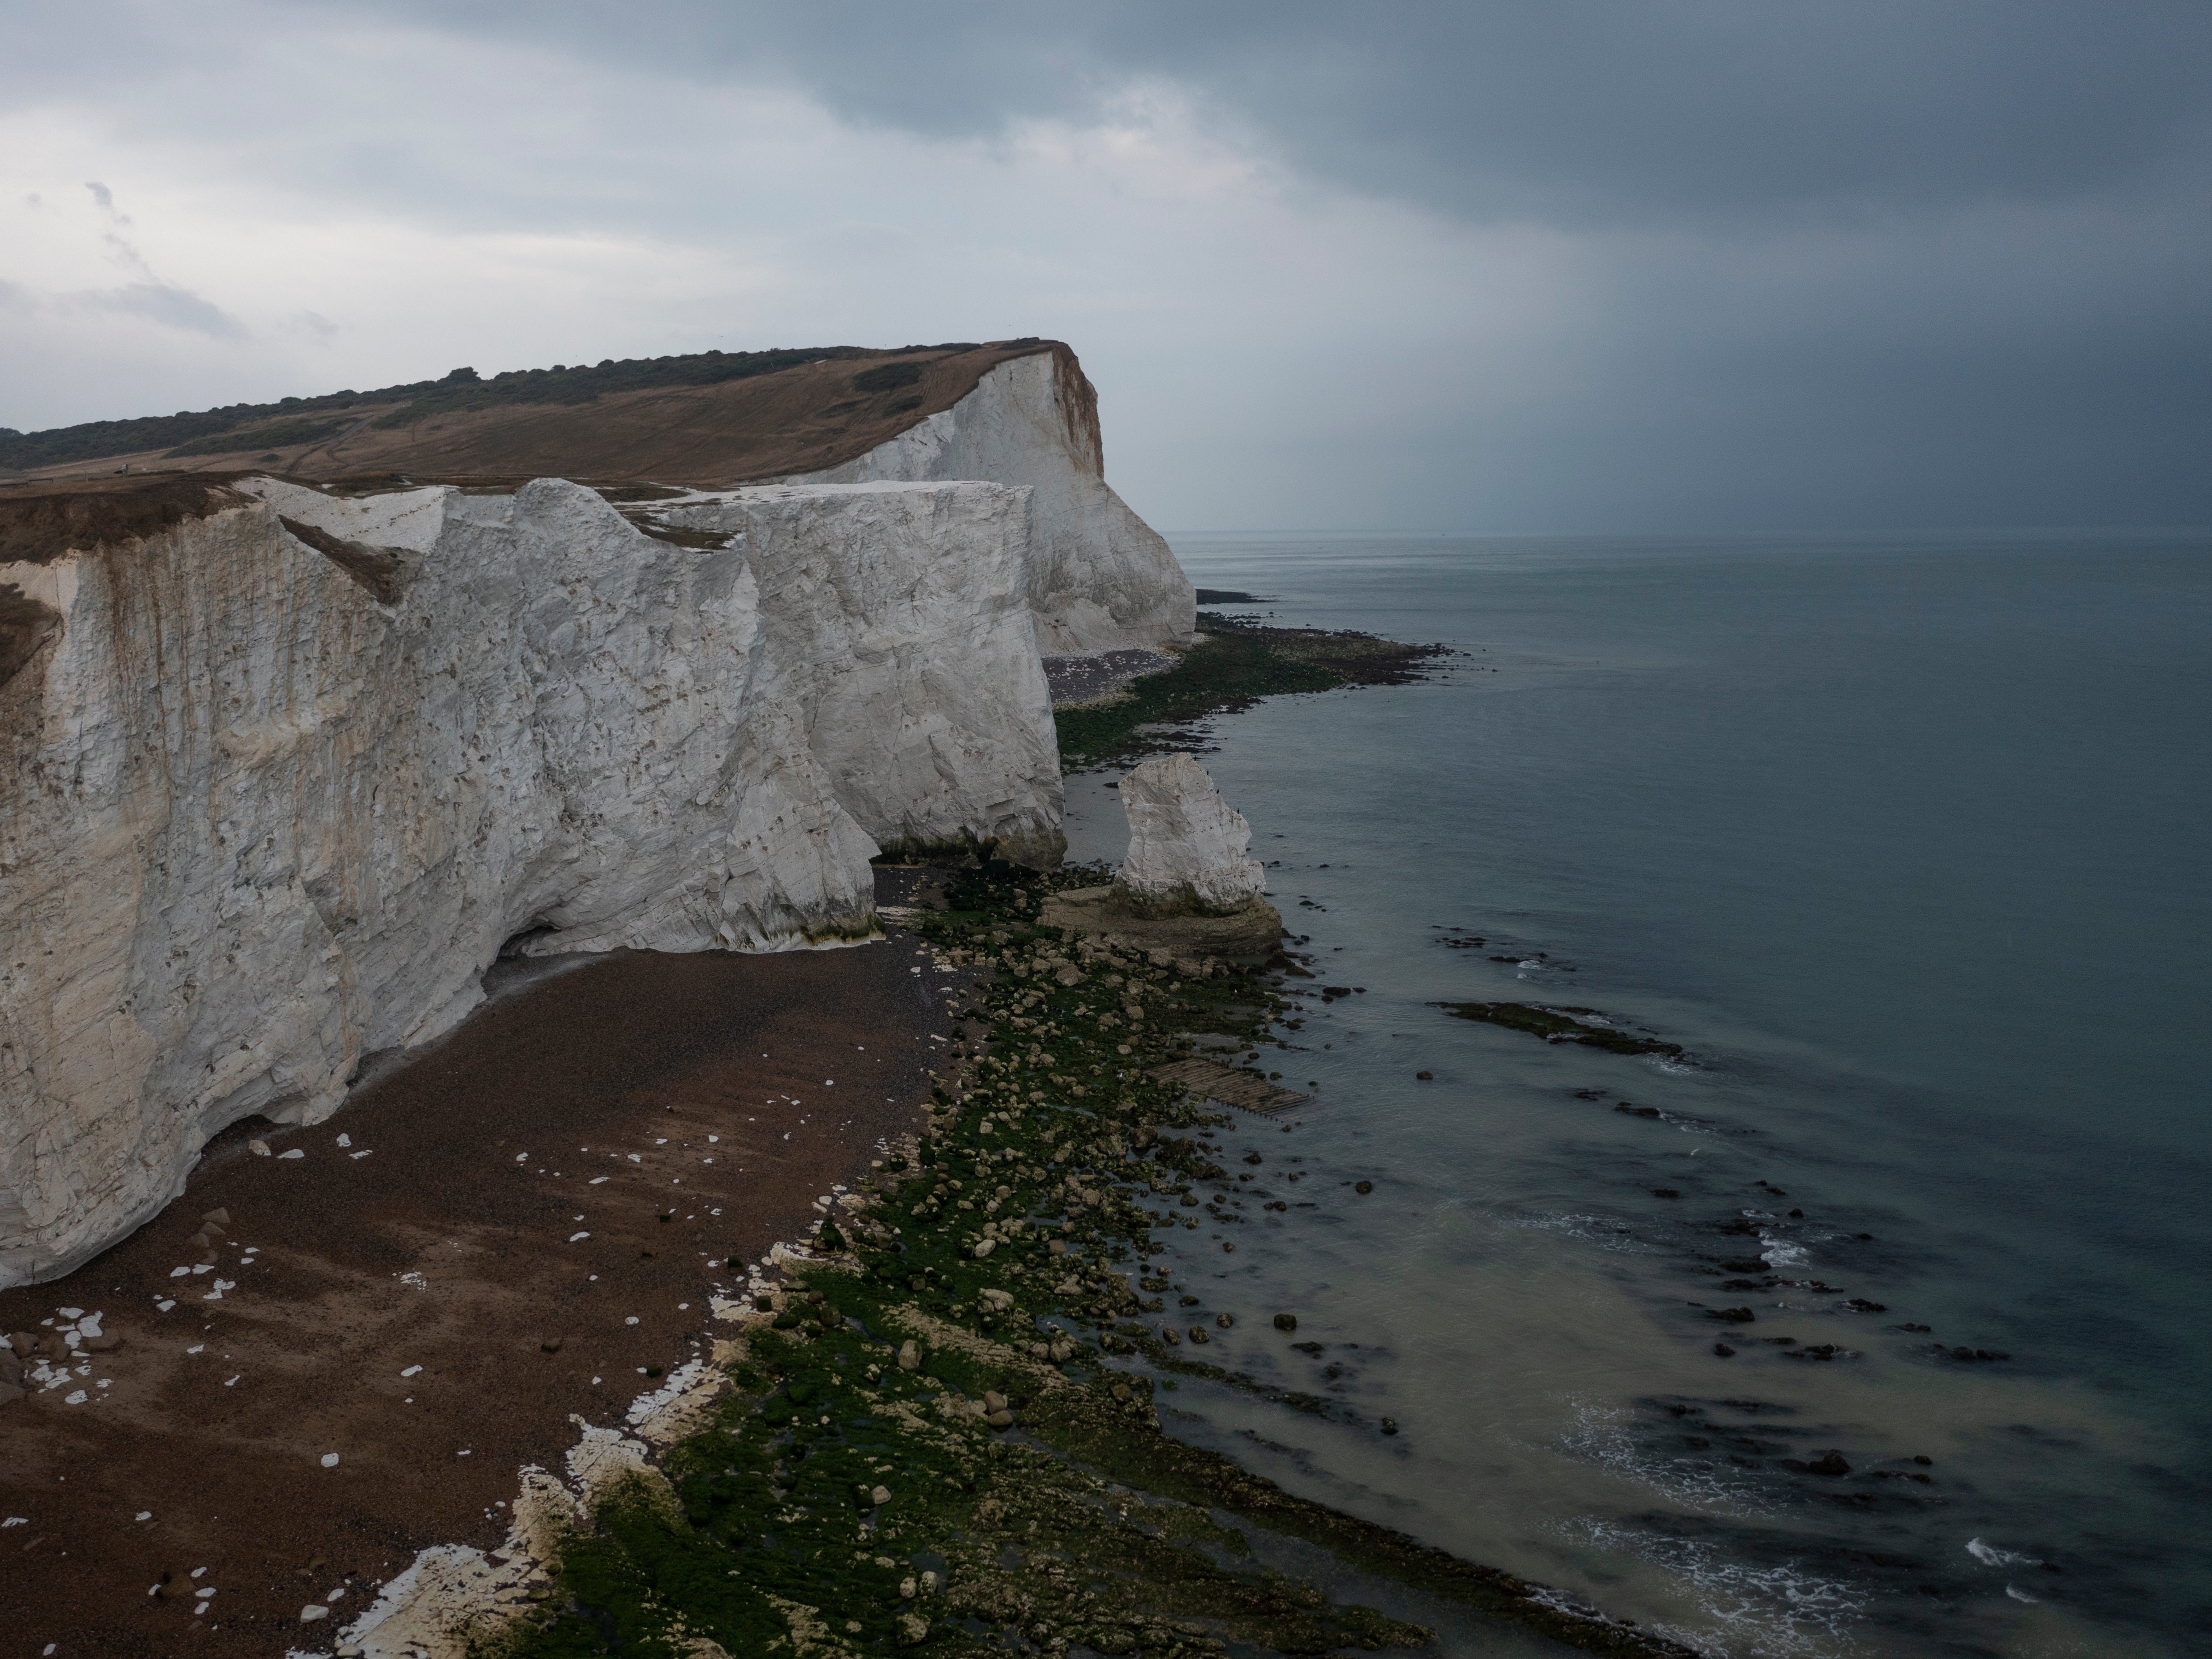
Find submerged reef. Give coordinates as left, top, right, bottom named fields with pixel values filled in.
left=1052, top=615, right=1447, bottom=765
left=1435, top=1001, right=1685, bottom=1058
left=489, top=865, right=1695, bottom=1658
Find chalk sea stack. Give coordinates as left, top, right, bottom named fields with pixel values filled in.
left=1115, top=752, right=1267, bottom=911
left=1042, top=753, right=1284, bottom=959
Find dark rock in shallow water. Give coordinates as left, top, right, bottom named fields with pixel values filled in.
left=1652, top=1188, right=1681, bottom=1199
left=1273, top=1313, right=1298, bottom=1331
left=1713, top=1342, right=1736, bottom=1357
left=1437, top=1000, right=1684, bottom=1055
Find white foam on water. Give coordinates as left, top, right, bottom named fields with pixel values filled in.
left=1556, top=1400, right=1772, bottom=1517
left=1508, top=1211, right=1656, bottom=1255
left=1760, top=1234, right=1810, bottom=1270
left=1966, top=1535, right=2038, bottom=1568
left=1565, top=1514, right=1869, bottom=1659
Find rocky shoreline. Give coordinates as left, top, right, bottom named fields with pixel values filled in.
left=465, top=856, right=1699, bottom=1659
left=1050, top=613, right=1450, bottom=766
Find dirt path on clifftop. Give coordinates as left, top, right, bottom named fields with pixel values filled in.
left=0, top=876, right=957, bottom=1659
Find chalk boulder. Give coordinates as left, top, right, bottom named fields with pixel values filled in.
left=1114, top=754, right=1266, bottom=912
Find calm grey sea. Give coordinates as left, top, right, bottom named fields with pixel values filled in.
left=1060, top=532, right=2212, bottom=1658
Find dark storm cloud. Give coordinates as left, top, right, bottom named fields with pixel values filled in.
left=373, top=0, right=2212, bottom=226
left=7, top=1, right=2208, bottom=527
left=321, top=0, right=2212, bottom=526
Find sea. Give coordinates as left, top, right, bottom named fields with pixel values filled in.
left=1056, top=531, right=2212, bottom=1658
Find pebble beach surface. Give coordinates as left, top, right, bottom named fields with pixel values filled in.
left=0, top=874, right=952, bottom=1658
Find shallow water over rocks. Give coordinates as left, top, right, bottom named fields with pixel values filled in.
left=1064, top=529, right=2212, bottom=1657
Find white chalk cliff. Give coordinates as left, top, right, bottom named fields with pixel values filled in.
left=662, top=482, right=1065, bottom=866
left=0, top=469, right=1087, bottom=1285
left=796, top=351, right=1195, bottom=654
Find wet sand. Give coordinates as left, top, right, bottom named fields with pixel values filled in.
left=0, top=877, right=954, bottom=1658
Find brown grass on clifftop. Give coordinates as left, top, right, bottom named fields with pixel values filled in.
left=5, top=340, right=1090, bottom=490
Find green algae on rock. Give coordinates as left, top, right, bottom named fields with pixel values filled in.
left=1053, top=616, right=1445, bottom=766
left=1434, top=1000, right=1685, bottom=1058
left=487, top=865, right=1697, bottom=1659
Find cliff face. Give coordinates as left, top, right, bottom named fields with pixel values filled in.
left=0, top=474, right=1060, bottom=1286
left=794, top=352, right=1194, bottom=654
left=665, top=483, right=1066, bottom=865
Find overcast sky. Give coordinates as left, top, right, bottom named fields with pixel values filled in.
left=4, top=1, right=2208, bottom=531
